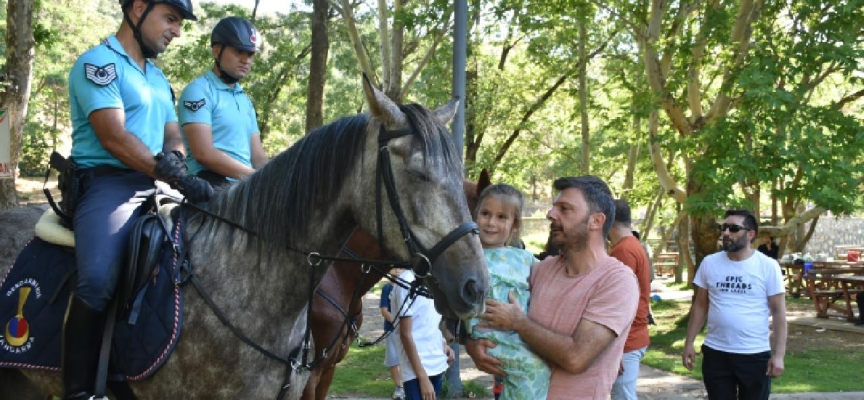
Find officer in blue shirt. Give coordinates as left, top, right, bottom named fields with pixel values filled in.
left=63, top=0, right=209, bottom=398
left=179, top=17, right=268, bottom=188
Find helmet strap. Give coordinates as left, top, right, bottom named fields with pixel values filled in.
left=124, top=1, right=158, bottom=59
left=214, top=45, right=240, bottom=85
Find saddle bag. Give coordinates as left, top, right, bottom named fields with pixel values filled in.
left=119, top=211, right=172, bottom=323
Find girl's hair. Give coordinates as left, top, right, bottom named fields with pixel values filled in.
left=475, top=184, right=525, bottom=246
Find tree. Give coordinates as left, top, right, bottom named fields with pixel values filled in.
left=305, top=0, right=330, bottom=132
left=623, top=0, right=864, bottom=273
left=0, top=0, right=35, bottom=209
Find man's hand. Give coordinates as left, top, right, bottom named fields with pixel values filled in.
left=176, top=175, right=213, bottom=203
left=682, top=344, right=697, bottom=371
left=465, top=338, right=505, bottom=377
left=476, top=292, right=525, bottom=331
left=153, top=151, right=187, bottom=182
left=766, top=355, right=785, bottom=378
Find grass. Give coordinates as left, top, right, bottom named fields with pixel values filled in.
left=646, top=297, right=864, bottom=393
left=328, top=344, right=395, bottom=397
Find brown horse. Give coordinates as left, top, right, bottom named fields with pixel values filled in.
left=301, top=169, right=492, bottom=400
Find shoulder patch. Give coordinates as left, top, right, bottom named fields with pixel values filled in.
left=84, top=63, right=117, bottom=86
left=183, top=99, right=206, bottom=112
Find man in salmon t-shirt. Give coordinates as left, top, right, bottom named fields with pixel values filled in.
left=608, top=198, right=651, bottom=400
left=467, top=176, right=639, bottom=399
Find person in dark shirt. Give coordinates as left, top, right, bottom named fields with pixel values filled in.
left=757, top=236, right=779, bottom=260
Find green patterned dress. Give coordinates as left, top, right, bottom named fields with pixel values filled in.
left=469, top=247, right=551, bottom=400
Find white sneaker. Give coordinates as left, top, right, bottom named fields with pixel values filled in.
left=392, top=386, right=405, bottom=400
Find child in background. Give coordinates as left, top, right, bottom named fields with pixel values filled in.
left=381, top=268, right=405, bottom=400
left=391, top=268, right=455, bottom=400
left=469, top=184, right=550, bottom=400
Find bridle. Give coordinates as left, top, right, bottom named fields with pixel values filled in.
left=176, top=111, right=479, bottom=400
left=375, top=121, right=479, bottom=278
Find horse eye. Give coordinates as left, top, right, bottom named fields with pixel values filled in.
left=408, top=170, right=431, bottom=182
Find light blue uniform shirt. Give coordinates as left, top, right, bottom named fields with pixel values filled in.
left=177, top=71, right=259, bottom=177
left=69, top=35, right=177, bottom=169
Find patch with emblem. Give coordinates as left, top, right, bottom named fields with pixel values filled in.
left=183, top=99, right=206, bottom=112
left=84, top=63, right=117, bottom=86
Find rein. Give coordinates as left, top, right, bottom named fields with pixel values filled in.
left=178, top=116, right=477, bottom=400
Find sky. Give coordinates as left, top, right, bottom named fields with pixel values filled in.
left=205, top=0, right=299, bottom=16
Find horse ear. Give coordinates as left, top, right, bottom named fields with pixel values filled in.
left=362, top=73, right=406, bottom=127
left=432, top=97, right=459, bottom=126
left=477, top=168, right=492, bottom=196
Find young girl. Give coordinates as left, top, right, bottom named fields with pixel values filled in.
left=468, top=184, right=550, bottom=400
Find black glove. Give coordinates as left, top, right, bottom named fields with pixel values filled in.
left=154, top=150, right=187, bottom=182
left=175, top=175, right=214, bottom=204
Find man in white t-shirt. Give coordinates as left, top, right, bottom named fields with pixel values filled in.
left=682, top=209, right=787, bottom=400
left=391, top=269, right=454, bottom=400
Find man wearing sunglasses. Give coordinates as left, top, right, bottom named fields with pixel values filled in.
left=682, top=210, right=787, bottom=400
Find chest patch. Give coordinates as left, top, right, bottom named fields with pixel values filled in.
left=183, top=99, right=206, bottom=112
left=84, top=63, right=117, bottom=86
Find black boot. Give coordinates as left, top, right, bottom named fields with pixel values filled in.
left=62, top=295, right=106, bottom=400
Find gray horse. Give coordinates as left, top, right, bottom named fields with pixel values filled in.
left=1, top=76, right=488, bottom=399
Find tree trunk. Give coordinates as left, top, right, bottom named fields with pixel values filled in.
left=578, top=22, right=589, bottom=175
left=386, top=0, right=405, bottom=102
left=687, top=177, right=719, bottom=268
left=676, top=213, right=691, bottom=284
left=305, top=0, right=329, bottom=133
left=0, top=0, right=36, bottom=209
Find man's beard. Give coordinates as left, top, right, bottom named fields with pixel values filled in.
left=551, top=216, right=590, bottom=253
left=722, top=235, right=748, bottom=252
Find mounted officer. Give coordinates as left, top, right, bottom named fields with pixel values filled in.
left=62, top=0, right=210, bottom=398
left=179, top=16, right=268, bottom=188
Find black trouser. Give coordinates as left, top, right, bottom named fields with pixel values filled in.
left=701, top=344, right=771, bottom=400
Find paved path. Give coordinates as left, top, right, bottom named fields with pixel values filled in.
left=345, top=281, right=864, bottom=400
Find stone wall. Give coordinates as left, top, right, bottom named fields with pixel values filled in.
left=802, top=217, right=864, bottom=257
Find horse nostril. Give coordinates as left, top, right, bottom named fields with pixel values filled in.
left=462, top=278, right=485, bottom=305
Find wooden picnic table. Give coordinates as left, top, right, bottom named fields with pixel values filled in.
left=655, top=252, right=679, bottom=277
left=833, top=274, right=864, bottom=322
left=804, top=268, right=864, bottom=321
left=780, top=260, right=864, bottom=298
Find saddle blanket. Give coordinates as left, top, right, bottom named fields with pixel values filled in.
left=0, top=230, right=184, bottom=381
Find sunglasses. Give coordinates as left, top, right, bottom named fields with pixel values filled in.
left=719, top=223, right=750, bottom=233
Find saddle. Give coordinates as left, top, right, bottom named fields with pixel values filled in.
left=0, top=197, right=185, bottom=384
left=34, top=198, right=177, bottom=312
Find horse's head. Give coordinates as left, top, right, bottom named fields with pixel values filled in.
left=352, top=75, right=489, bottom=319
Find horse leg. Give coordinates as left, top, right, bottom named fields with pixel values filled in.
left=0, top=369, right=48, bottom=400
left=314, top=366, right=337, bottom=400
left=300, top=368, right=321, bottom=400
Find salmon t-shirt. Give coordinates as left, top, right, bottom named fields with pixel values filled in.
left=609, top=236, right=652, bottom=352
left=528, top=256, right=639, bottom=399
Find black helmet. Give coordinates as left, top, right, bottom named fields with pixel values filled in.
left=211, top=17, right=259, bottom=53
left=118, top=0, right=197, bottom=21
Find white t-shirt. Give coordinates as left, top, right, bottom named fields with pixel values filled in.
left=693, top=250, right=783, bottom=354
left=390, top=270, right=448, bottom=382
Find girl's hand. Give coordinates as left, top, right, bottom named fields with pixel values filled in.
left=421, top=376, right=436, bottom=400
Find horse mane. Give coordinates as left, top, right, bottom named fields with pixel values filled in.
left=193, top=103, right=462, bottom=248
